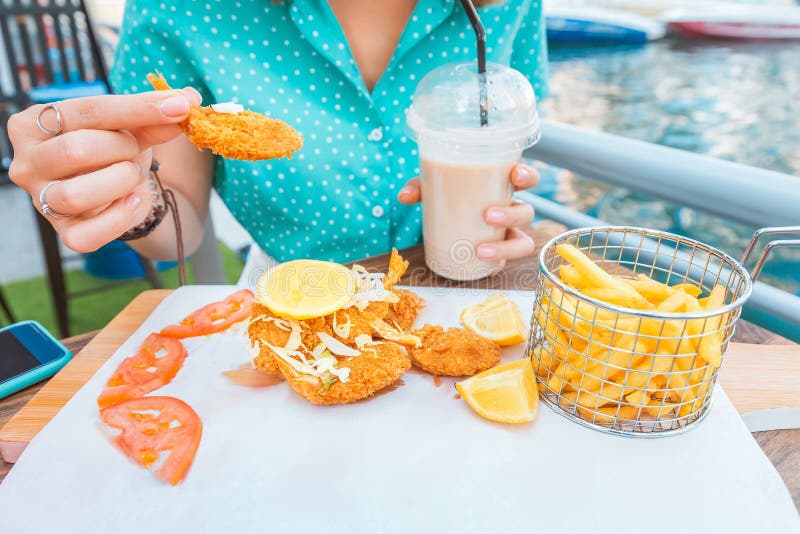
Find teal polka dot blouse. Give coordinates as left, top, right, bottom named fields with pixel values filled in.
left=110, top=0, right=548, bottom=263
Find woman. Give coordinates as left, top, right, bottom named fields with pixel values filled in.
left=8, top=0, right=547, bottom=282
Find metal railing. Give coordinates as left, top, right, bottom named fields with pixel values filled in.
left=519, top=121, right=800, bottom=342
left=525, top=121, right=800, bottom=229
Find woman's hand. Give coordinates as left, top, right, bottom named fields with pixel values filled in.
left=397, top=163, right=540, bottom=262
left=8, top=88, right=201, bottom=253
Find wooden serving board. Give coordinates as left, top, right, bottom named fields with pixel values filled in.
left=1, top=289, right=799, bottom=463
left=0, top=290, right=171, bottom=463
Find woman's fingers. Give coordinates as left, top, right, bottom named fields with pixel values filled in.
left=31, top=129, right=140, bottom=180
left=5, top=87, right=203, bottom=253
left=11, top=88, right=200, bottom=144
left=56, top=181, right=153, bottom=253
left=511, top=163, right=539, bottom=191
left=397, top=177, right=421, bottom=204
left=484, top=201, right=534, bottom=228
left=127, top=124, right=187, bottom=152
left=39, top=161, right=147, bottom=216
left=398, top=163, right=538, bottom=205
left=476, top=228, right=536, bottom=261
left=8, top=87, right=199, bottom=192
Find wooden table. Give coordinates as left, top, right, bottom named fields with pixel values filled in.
left=1, top=224, right=798, bottom=511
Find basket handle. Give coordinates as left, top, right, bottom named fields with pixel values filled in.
left=741, top=226, right=800, bottom=282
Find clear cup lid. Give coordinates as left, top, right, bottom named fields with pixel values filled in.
left=406, top=62, right=540, bottom=153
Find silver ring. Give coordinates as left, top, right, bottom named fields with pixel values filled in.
left=35, top=103, right=63, bottom=136
left=39, top=181, right=69, bottom=219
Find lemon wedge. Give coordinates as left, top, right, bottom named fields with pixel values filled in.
left=455, top=359, right=539, bottom=424
left=460, top=294, right=528, bottom=346
left=256, top=259, right=357, bottom=319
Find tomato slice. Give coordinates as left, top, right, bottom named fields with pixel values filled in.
left=161, top=289, right=255, bottom=338
left=97, top=333, right=187, bottom=409
left=101, top=396, right=202, bottom=486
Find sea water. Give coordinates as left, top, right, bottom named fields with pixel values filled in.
left=540, top=38, right=800, bottom=294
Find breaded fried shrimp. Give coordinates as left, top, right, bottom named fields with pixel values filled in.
left=147, top=71, right=302, bottom=160
left=275, top=342, right=410, bottom=405
left=409, top=325, right=501, bottom=376
left=386, top=289, right=425, bottom=331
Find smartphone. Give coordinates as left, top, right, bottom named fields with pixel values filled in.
left=0, top=321, right=72, bottom=400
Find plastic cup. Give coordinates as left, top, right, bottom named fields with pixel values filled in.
left=407, top=62, right=541, bottom=281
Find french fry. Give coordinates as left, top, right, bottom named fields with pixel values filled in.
left=575, top=388, right=619, bottom=410
left=559, top=390, right=617, bottom=415
left=534, top=306, right=563, bottom=346
left=582, top=287, right=656, bottom=309
left=536, top=307, right=590, bottom=365
left=624, top=388, right=650, bottom=408
left=591, top=333, right=648, bottom=372
left=543, top=288, right=622, bottom=345
left=633, top=351, right=681, bottom=377
left=530, top=345, right=559, bottom=378
left=556, top=244, right=652, bottom=308
left=546, top=343, right=625, bottom=397
left=559, top=338, right=686, bottom=412
left=662, top=369, right=691, bottom=401
left=555, top=345, right=616, bottom=391
left=680, top=385, right=712, bottom=417
left=656, top=291, right=688, bottom=313
left=674, top=283, right=702, bottom=297
left=647, top=401, right=678, bottom=418
left=558, top=340, right=592, bottom=374
left=629, top=389, right=678, bottom=418
left=682, top=292, right=702, bottom=313
left=623, top=274, right=676, bottom=304
left=660, top=359, right=712, bottom=417
left=675, top=294, right=706, bottom=359
left=559, top=335, right=650, bottom=408
left=540, top=294, right=595, bottom=341
left=546, top=362, right=573, bottom=394
left=558, top=264, right=592, bottom=289
left=696, top=285, right=726, bottom=368
left=546, top=342, right=614, bottom=392
left=678, top=359, right=715, bottom=417
left=572, top=402, right=640, bottom=423
left=555, top=243, right=621, bottom=288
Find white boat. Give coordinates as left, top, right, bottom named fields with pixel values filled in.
left=663, top=5, right=800, bottom=39
left=546, top=6, right=667, bottom=43
left=591, top=0, right=726, bottom=17
left=595, top=0, right=796, bottom=17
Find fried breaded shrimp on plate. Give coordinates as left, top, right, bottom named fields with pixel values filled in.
left=147, top=71, right=303, bottom=160
left=409, top=325, right=501, bottom=376
left=248, top=301, right=395, bottom=376
left=274, top=341, right=411, bottom=405
left=386, top=289, right=426, bottom=331
left=248, top=302, right=314, bottom=376
left=247, top=250, right=424, bottom=404
left=321, top=301, right=392, bottom=343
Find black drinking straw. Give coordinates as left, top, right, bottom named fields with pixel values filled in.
left=458, top=0, right=489, bottom=126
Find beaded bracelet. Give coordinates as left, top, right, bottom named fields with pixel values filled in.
left=118, top=159, right=187, bottom=285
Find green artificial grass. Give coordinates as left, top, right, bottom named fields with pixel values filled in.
left=1, top=243, right=245, bottom=336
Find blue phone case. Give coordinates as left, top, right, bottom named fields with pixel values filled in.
left=0, top=320, right=73, bottom=400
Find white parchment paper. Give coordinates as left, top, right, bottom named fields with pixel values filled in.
left=0, top=286, right=797, bottom=534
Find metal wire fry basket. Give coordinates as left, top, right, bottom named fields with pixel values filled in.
left=527, top=226, right=789, bottom=437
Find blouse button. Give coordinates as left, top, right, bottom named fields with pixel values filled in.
left=371, top=205, right=384, bottom=218
left=368, top=127, right=383, bottom=142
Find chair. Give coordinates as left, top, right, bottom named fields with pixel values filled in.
left=0, top=0, right=164, bottom=337
left=1, top=0, right=108, bottom=176
left=0, top=285, right=15, bottom=324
